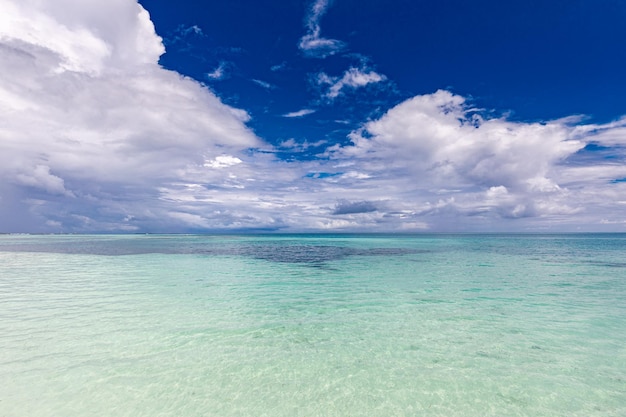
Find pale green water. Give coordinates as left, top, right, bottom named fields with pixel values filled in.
left=0, top=234, right=625, bottom=416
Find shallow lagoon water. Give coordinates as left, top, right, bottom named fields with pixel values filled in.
left=1, top=234, right=625, bottom=416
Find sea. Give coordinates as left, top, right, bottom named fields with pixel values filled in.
left=0, top=234, right=624, bottom=416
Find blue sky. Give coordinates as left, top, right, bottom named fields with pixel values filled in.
left=148, top=0, right=626, bottom=151
left=1, top=0, right=626, bottom=233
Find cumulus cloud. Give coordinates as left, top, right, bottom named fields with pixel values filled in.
left=14, top=165, right=75, bottom=197
left=2, top=0, right=626, bottom=233
left=0, top=0, right=164, bottom=74
left=0, top=0, right=263, bottom=232
left=322, top=90, right=626, bottom=231
left=204, top=155, right=243, bottom=169
left=338, top=90, right=582, bottom=189
left=317, top=67, right=387, bottom=99
left=299, top=0, right=346, bottom=58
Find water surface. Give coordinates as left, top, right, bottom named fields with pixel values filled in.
left=1, top=234, right=624, bottom=416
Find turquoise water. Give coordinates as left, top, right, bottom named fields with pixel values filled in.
left=0, top=234, right=625, bottom=416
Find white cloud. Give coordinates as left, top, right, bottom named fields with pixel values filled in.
left=270, top=62, right=287, bottom=72
left=186, top=25, right=203, bottom=36
left=14, top=165, right=75, bottom=197
left=2, top=0, right=626, bottom=233
left=207, top=62, right=227, bottom=80
left=278, top=138, right=326, bottom=153
left=204, top=155, right=243, bottom=169
left=570, top=116, right=626, bottom=146
left=317, top=67, right=387, bottom=99
left=0, top=0, right=164, bottom=75
left=252, top=79, right=274, bottom=89
left=0, top=0, right=264, bottom=232
left=318, top=89, right=626, bottom=231
left=339, top=90, right=581, bottom=190
left=298, top=0, right=346, bottom=58
left=283, top=109, right=316, bottom=118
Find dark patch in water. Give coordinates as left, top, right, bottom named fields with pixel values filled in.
left=584, top=260, right=626, bottom=268
left=461, top=288, right=483, bottom=292
left=234, top=245, right=424, bottom=266
left=0, top=237, right=426, bottom=266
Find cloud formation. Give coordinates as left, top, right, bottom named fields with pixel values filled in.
left=317, top=67, right=387, bottom=99
left=206, top=62, right=227, bottom=80
left=164, top=24, right=204, bottom=47
left=283, top=109, right=316, bottom=118
left=2, top=1, right=626, bottom=233
left=333, top=200, right=380, bottom=215
left=324, top=90, right=626, bottom=230
left=252, top=79, right=274, bottom=89
left=298, top=0, right=345, bottom=58
left=0, top=0, right=263, bottom=232
left=1, top=0, right=164, bottom=74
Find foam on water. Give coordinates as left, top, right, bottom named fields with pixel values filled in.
left=1, top=234, right=625, bottom=416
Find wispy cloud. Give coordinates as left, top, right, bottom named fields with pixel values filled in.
left=252, top=79, right=274, bottom=89
left=207, top=62, right=228, bottom=80
left=271, top=62, right=288, bottom=72
left=283, top=109, right=316, bottom=118
left=317, top=67, right=387, bottom=99
left=299, top=0, right=345, bottom=58
left=164, top=24, right=204, bottom=47
left=279, top=138, right=326, bottom=152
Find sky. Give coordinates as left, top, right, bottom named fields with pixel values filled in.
left=1, top=0, right=626, bottom=233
